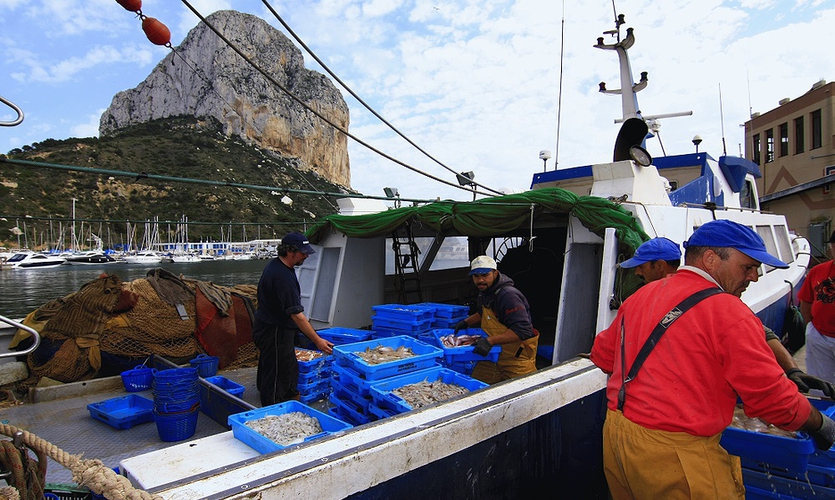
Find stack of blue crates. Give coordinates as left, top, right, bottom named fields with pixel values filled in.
left=328, top=336, right=443, bottom=426
left=295, top=348, right=332, bottom=403
left=418, top=302, right=470, bottom=329
left=720, top=399, right=835, bottom=499
left=371, top=304, right=436, bottom=340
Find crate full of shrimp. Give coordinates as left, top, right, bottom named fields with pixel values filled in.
left=431, top=329, right=501, bottom=365
left=331, top=335, right=442, bottom=381
left=295, top=348, right=332, bottom=374
left=720, top=404, right=815, bottom=475
left=368, top=366, right=488, bottom=414
left=228, top=400, right=352, bottom=454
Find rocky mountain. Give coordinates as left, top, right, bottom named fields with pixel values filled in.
left=0, top=116, right=352, bottom=249
left=100, top=10, right=350, bottom=187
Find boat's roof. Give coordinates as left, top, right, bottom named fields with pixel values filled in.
left=306, top=187, right=648, bottom=253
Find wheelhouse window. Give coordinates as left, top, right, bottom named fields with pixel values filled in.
left=794, top=117, right=804, bottom=154
left=765, top=128, right=774, bottom=163
left=755, top=225, right=780, bottom=273
left=812, top=109, right=822, bottom=150
left=774, top=224, right=795, bottom=265
left=779, top=122, right=788, bottom=157
left=752, top=134, right=761, bottom=164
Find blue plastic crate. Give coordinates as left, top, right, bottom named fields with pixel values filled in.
left=229, top=401, right=352, bottom=454
left=331, top=363, right=377, bottom=396
left=431, top=316, right=469, bottom=329
left=415, top=302, right=469, bottom=319
left=431, top=329, right=501, bottom=365
left=720, top=425, right=815, bottom=475
left=299, top=388, right=331, bottom=404
left=372, top=304, right=436, bottom=322
left=296, top=348, right=333, bottom=373
left=204, top=376, right=245, bottom=397
left=445, top=359, right=477, bottom=375
left=298, top=367, right=331, bottom=385
left=742, top=466, right=835, bottom=499
left=316, top=327, right=374, bottom=344
left=331, top=377, right=373, bottom=411
left=298, top=376, right=330, bottom=395
left=328, top=393, right=376, bottom=425
left=87, top=394, right=154, bottom=430
left=332, top=336, right=443, bottom=380
left=368, top=402, right=398, bottom=420
left=369, top=366, right=488, bottom=414
left=372, top=315, right=433, bottom=331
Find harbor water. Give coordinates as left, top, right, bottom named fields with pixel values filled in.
left=0, top=259, right=270, bottom=321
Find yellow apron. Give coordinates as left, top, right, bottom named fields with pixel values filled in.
left=470, top=305, right=538, bottom=384
left=603, top=409, right=745, bottom=500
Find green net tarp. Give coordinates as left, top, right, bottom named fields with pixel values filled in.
left=307, top=187, right=649, bottom=254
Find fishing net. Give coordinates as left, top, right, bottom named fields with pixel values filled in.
left=19, top=270, right=259, bottom=387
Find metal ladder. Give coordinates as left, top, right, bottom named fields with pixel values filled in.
left=391, top=222, right=423, bottom=304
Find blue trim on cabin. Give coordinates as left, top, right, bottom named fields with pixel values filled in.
left=718, top=156, right=762, bottom=193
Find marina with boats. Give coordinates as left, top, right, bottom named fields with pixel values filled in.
left=0, top=5, right=830, bottom=500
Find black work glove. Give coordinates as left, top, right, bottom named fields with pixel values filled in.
left=473, top=337, right=492, bottom=357
left=811, top=414, right=835, bottom=451
left=453, top=320, right=469, bottom=334
left=787, top=369, right=835, bottom=399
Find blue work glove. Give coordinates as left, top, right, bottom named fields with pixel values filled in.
left=473, top=337, right=492, bottom=357
left=453, top=320, right=469, bottom=334
left=811, top=415, right=835, bottom=451
left=786, top=369, right=835, bottom=399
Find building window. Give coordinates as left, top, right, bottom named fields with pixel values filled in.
left=825, top=165, right=835, bottom=195
left=779, top=122, right=788, bottom=157
left=752, top=134, right=761, bottom=164
left=765, top=128, right=774, bottom=163
left=795, top=116, right=804, bottom=154
left=812, top=109, right=822, bottom=150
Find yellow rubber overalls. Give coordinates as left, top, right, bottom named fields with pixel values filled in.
left=470, top=304, right=538, bottom=384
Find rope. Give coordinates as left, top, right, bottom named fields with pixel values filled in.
left=0, top=424, right=161, bottom=500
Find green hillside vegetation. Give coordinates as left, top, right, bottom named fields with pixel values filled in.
left=0, top=116, right=353, bottom=249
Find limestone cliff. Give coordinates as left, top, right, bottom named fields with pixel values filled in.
left=99, top=10, right=350, bottom=187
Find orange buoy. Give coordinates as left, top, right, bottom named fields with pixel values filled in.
left=116, top=0, right=142, bottom=11
left=142, top=17, right=171, bottom=46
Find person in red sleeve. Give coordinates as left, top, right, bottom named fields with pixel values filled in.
left=591, top=219, right=835, bottom=500
left=800, top=230, right=835, bottom=384
left=623, top=237, right=835, bottom=397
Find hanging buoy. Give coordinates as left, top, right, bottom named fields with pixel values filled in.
left=142, top=17, right=171, bottom=46
left=115, top=0, right=142, bottom=12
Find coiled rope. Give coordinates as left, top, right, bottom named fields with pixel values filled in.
left=0, top=424, right=161, bottom=500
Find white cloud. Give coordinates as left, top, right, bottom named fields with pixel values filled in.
left=70, top=110, right=106, bottom=138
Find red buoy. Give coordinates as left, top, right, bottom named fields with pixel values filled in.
left=142, top=17, right=171, bottom=46
left=115, top=0, right=142, bottom=12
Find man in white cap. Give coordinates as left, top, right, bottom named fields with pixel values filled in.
left=453, top=255, right=538, bottom=384
left=591, top=219, right=835, bottom=499
left=253, top=232, right=333, bottom=406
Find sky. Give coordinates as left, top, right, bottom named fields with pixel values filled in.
left=1, top=0, right=833, bottom=205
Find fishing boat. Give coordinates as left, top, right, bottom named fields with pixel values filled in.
left=94, top=14, right=810, bottom=499
left=0, top=12, right=812, bottom=500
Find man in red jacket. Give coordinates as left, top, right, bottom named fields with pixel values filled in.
left=591, top=220, right=835, bottom=499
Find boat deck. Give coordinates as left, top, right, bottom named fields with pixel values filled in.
left=1, top=366, right=261, bottom=485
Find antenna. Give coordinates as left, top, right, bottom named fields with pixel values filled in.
left=553, top=0, right=566, bottom=170
left=746, top=71, right=753, bottom=119
left=719, top=83, right=727, bottom=156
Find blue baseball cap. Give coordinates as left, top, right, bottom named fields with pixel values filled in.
left=683, top=219, right=788, bottom=268
left=282, top=232, right=316, bottom=254
left=619, top=237, right=681, bottom=268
